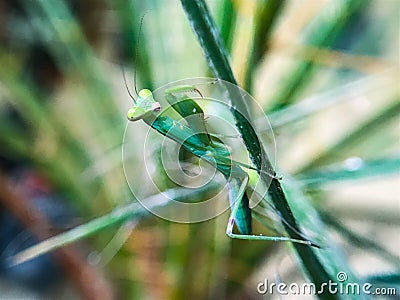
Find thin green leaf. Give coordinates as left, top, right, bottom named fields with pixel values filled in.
left=268, top=69, right=398, bottom=128
left=299, top=98, right=400, bottom=173
left=298, top=157, right=400, bottom=187
left=23, top=0, right=123, bottom=139
left=268, top=0, right=366, bottom=111
left=362, top=273, right=400, bottom=286
left=217, top=0, right=237, bottom=53
left=320, top=211, right=400, bottom=265
left=11, top=184, right=218, bottom=265
left=244, top=0, right=286, bottom=92
left=108, top=0, right=154, bottom=91
left=281, top=176, right=363, bottom=300
left=180, top=1, right=354, bottom=296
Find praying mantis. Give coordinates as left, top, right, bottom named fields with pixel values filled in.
left=126, top=82, right=318, bottom=247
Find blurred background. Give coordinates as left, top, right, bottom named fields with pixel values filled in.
left=0, top=0, right=399, bottom=299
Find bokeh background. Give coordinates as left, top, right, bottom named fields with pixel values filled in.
left=0, top=0, right=399, bottom=299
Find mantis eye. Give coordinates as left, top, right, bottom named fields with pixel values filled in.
left=152, top=102, right=161, bottom=112
left=127, top=107, right=138, bottom=121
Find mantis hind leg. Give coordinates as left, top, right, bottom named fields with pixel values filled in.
left=225, top=177, right=319, bottom=247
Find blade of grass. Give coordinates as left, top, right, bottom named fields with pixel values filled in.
left=268, top=68, right=398, bottom=128
left=19, top=0, right=131, bottom=209
left=23, top=0, right=124, bottom=144
left=298, top=157, right=400, bottom=188
left=109, top=0, right=154, bottom=91
left=0, top=54, right=99, bottom=209
left=0, top=120, right=30, bottom=159
left=180, top=1, right=358, bottom=297
left=268, top=0, right=366, bottom=111
left=244, top=0, right=286, bottom=92
left=11, top=184, right=219, bottom=265
left=0, top=172, right=115, bottom=299
left=0, top=52, right=91, bottom=169
left=216, top=0, right=237, bottom=54
left=298, top=97, right=400, bottom=173
left=320, top=211, right=400, bottom=265
left=362, top=273, right=400, bottom=286
left=281, top=176, right=362, bottom=298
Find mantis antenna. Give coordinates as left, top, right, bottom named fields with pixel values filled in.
left=121, top=12, right=149, bottom=103
left=133, top=12, right=148, bottom=96
left=122, top=67, right=136, bottom=103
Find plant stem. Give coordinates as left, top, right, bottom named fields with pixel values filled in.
left=180, top=0, right=341, bottom=296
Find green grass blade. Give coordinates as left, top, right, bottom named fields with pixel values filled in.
left=362, top=273, right=400, bottom=286
left=23, top=0, right=123, bottom=139
left=268, top=69, right=398, bottom=128
left=268, top=0, right=366, bottom=111
left=0, top=55, right=104, bottom=208
left=298, top=157, right=400, bottom=187
left=11, top=201, right=147, bottom=266
left=281, top=177, right=363, bottom=300
left=244, top=0, right=286, bottom=92
left=180, top=1, right=352, bottom=296
left=320, top=211, right=400, bottom=265
left=109, top=0, right=154, bottom=91
left=180, top=0, right=236, bottom=84
left=299, top=98, right=400, bottom=172
left=11, top=185, right=218, bottom=265
left=216, top=0, right=237, bottom=54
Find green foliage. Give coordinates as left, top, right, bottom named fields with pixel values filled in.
left=0, top=0, right=398, bottom=299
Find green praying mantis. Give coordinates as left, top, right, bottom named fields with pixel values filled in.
left=9, top=80, right=318, bottom=267
left=126, top=82, right=318, bottom=247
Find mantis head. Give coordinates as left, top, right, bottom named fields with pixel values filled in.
left=127, top=89, right=161, bottom=121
